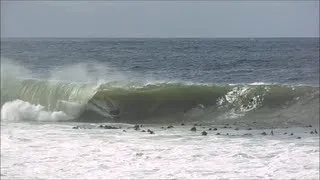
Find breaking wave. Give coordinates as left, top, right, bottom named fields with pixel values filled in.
left=1, top=76, right=319, bottom=128
left=1, top=58, right=318, bottom=128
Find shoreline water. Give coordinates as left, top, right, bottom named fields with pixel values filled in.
left=1, top=121, right=319, bottom=179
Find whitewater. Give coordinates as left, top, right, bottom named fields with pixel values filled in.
left=1, top=38, right=319, bottom=179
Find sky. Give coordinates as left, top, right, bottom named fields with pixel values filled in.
left=1, top=1, right=319, bottom=38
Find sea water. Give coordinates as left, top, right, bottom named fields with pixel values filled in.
left=1, top=38, right=319, bottom=179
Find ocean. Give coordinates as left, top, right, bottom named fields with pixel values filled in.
left=1, top=38, right=319, bottom=179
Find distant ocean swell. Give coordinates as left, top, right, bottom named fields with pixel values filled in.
left=1, top=76, right=319, bottom=127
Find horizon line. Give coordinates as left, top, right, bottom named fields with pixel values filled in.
left=1, top=36, right=319, bottom=39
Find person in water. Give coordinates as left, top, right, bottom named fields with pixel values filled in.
left=109, top=107, right=120, bottom=119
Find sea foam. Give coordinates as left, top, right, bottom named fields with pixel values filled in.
left=1, top=99, right=71, bottom=121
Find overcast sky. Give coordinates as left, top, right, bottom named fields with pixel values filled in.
left=1, top=1, right=319, bottom=38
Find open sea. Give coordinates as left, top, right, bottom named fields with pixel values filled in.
left=1, top=38, right=319, bottom=179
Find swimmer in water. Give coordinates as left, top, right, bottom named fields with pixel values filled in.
left=109, top=107, right=120, bottom=119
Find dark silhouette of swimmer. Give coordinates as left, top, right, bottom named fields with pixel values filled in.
left=109, top=108, right=120, bottom=119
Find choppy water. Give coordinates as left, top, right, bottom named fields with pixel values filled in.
left=1, top=38, right=319, bottom=179
left=1, top=123, right=319, bottom=179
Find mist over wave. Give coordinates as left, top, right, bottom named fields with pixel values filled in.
left=1, top=58, right=110, bottom=121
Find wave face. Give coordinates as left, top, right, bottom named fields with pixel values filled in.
left=1, top=76, right=319, bottom=128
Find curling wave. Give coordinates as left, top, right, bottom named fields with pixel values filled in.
left=1, top=76, right=319, bottom=127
